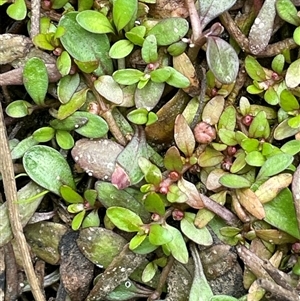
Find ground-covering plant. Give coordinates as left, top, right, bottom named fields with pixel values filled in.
left=1, top=0, right=300, bottom=300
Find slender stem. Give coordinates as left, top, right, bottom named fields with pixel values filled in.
left=147, top=256, right=175, bottom=300
left=0, top=102, right=46, bottom=301
left=30, top=0, right=40, bottom=38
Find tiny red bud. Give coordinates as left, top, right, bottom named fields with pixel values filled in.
left=168, top=171, right=180, bottom=181
left=292, top=242, right=300, bottom=254
left=172, top=209, right=184, bottom=221
left=193, top=122, right=216, bottom=144
left=227, top=146, right=237, bottom=156
left=222, top=160, right=232, bottom=171
left=53, top=47, right=63, bottom=56
left=151, top=213, right=161, bottom=222
left=242, top=115, right=253, bottom=126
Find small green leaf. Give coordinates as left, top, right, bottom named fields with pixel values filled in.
left=218, top=129, right=237, bottom=146
left=132, top=236, right=158, bottom=254
left=142, top=262, right=157, bottom=283
left=281, top=140, right=300, bottom=155
left=165, top=67, right=190, bottom=88
left=33, top=33, right=55, bottom=51
left=50, top=115, right=88, bottom=131
left=206, top=36, right=239, bottom=84
left=141, top=35, right=158, bottom=63
left=264, top=188, right=300, bottom=239
left=286, top=58, right=300, bottom=88
left=147, top=18, right=189, bottom=46
left=5, top=100, right=32, bottom=118
left=241, top=138, right=259, bottom=152
left=288, top=115, right=300, bottom=128
left=181, top=212, right=213, bottom=246
left=276, top=0, right=300, bottom=26
left=23, top=145, right=76, bottom=195
left=150, top=67, right=171, bottom=83
left=82, top=210, right=100, bottom=228
left=144, top=192, right=165, bottom=216
left=112, top=127, right=148, bottom=188
left=293, top=26, right=300, bottom=45
left=33, top=127, right=55, bottom=142
left=198, top=147, right=224, bottom=167
left=245, top=151, right=265, bottom=167
left=219, top=174, right=252, bottom=189
left=94, top=75, right=123, bottom=104
left=11, top=136, right=39, bottom=160
left=51, top=0, right=69, bottom=9
left=56, top=130, right=74, bottom=150
left=256, top=153, right=294, bottom=181
left=60, top=185, right=84, bottom=204
left=56, top=51, right=72, bottom=77
left=106, top=207, right=144, bottom=232
left=274, top=119, right=300, bottom=140
left=113, top=0, right=137, bottom=31
left=247, top=84, right=264, bottom=94
left=198, top=0, right=236, bottom=29
left=149, top=224, right=173, bottom=246
left=164, top=146, right=183, bottom=172
left=218, top=105, right=236, bottom=131
left=125, top=26, right=146, bottom=46
left=127, top=108, right=148, bottom=125
left=271, top=54, right=285, bottom=74
left=248, top=111, right=270, bottom=139
left=164, top=224, right=189, bottom=264
left=7, top=0, right=26, bottom=20
left=57, top=88, right=89, bottom=120
left=245, top=55, right=266, bottom=81
left=23, top=57, right=48, bottom=106
left=72, top=210, right=86, bottom=230
left=57, top=73, right=80, bottom=104
left=74, top=111, right=109, bottom=138
left=264, top=87, right=279, bottom=105
left=280, top=89, right=300, bottom=111
left=129, top=233, right=147, bottom=250
left=135, top=80, right=164, bottom=111
left=138, top=157, right=162, bottom=186
left=76, top=10, right=115, bottom=34
left=109, top=39, right=134, bottom=59
left=113, top=69, right=144, bottom=85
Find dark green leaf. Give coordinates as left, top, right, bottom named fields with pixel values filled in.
left=32, top=127, right=55, bottom=142
left=256, top=153, right=294, bottom=181
left=181, top=212, right=213, bottom=246
left=147, top=18, right=189, bottom=46
left=59, top=12, right=113, bottom=76
left=245, top=55, right=266, bottom=81
left=198, top=0, right=236, bottom=29
left=82, top=210, right=100, bottom=228
left=280, top=89, right=300, bottom=111
left=23, top=57, right=48, bottom=106
left=57, top=73, right=80, bottom=104
left=138, top=157, right=162, bottom=186
left=144, top=192, right=165, bottom=215
left=23, top=145, right=76, bottom=195
left=141, top=34, right=158, bottom=63
left=264, top=188, right=300, bottom=239
left=206, top=36, right=239, bottom=84
left=57, top=88, right=88, bottom=120
left=219, top=174, right=252, bottom=188
left=113, top=0, right=137, bottom=31
left=55, top=130, right=74, bottom=149
left=164, top=224, right=188, bottom=264
left=60, top=185, right=84, bottom=204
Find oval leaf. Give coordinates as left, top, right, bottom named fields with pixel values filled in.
left=23, top=57, right=48, bottom=106
left=23, top=145, right=75, bottom=195
left=206, top=36, right=239, bottom=84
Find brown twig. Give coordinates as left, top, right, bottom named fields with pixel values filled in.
left=30, top=0, right=40, bottom=38
left=147, top=256, right=175, bottom=300
left=0, top=102, right=46, bottom=301
left=200, top=193, right=241, bottom=226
